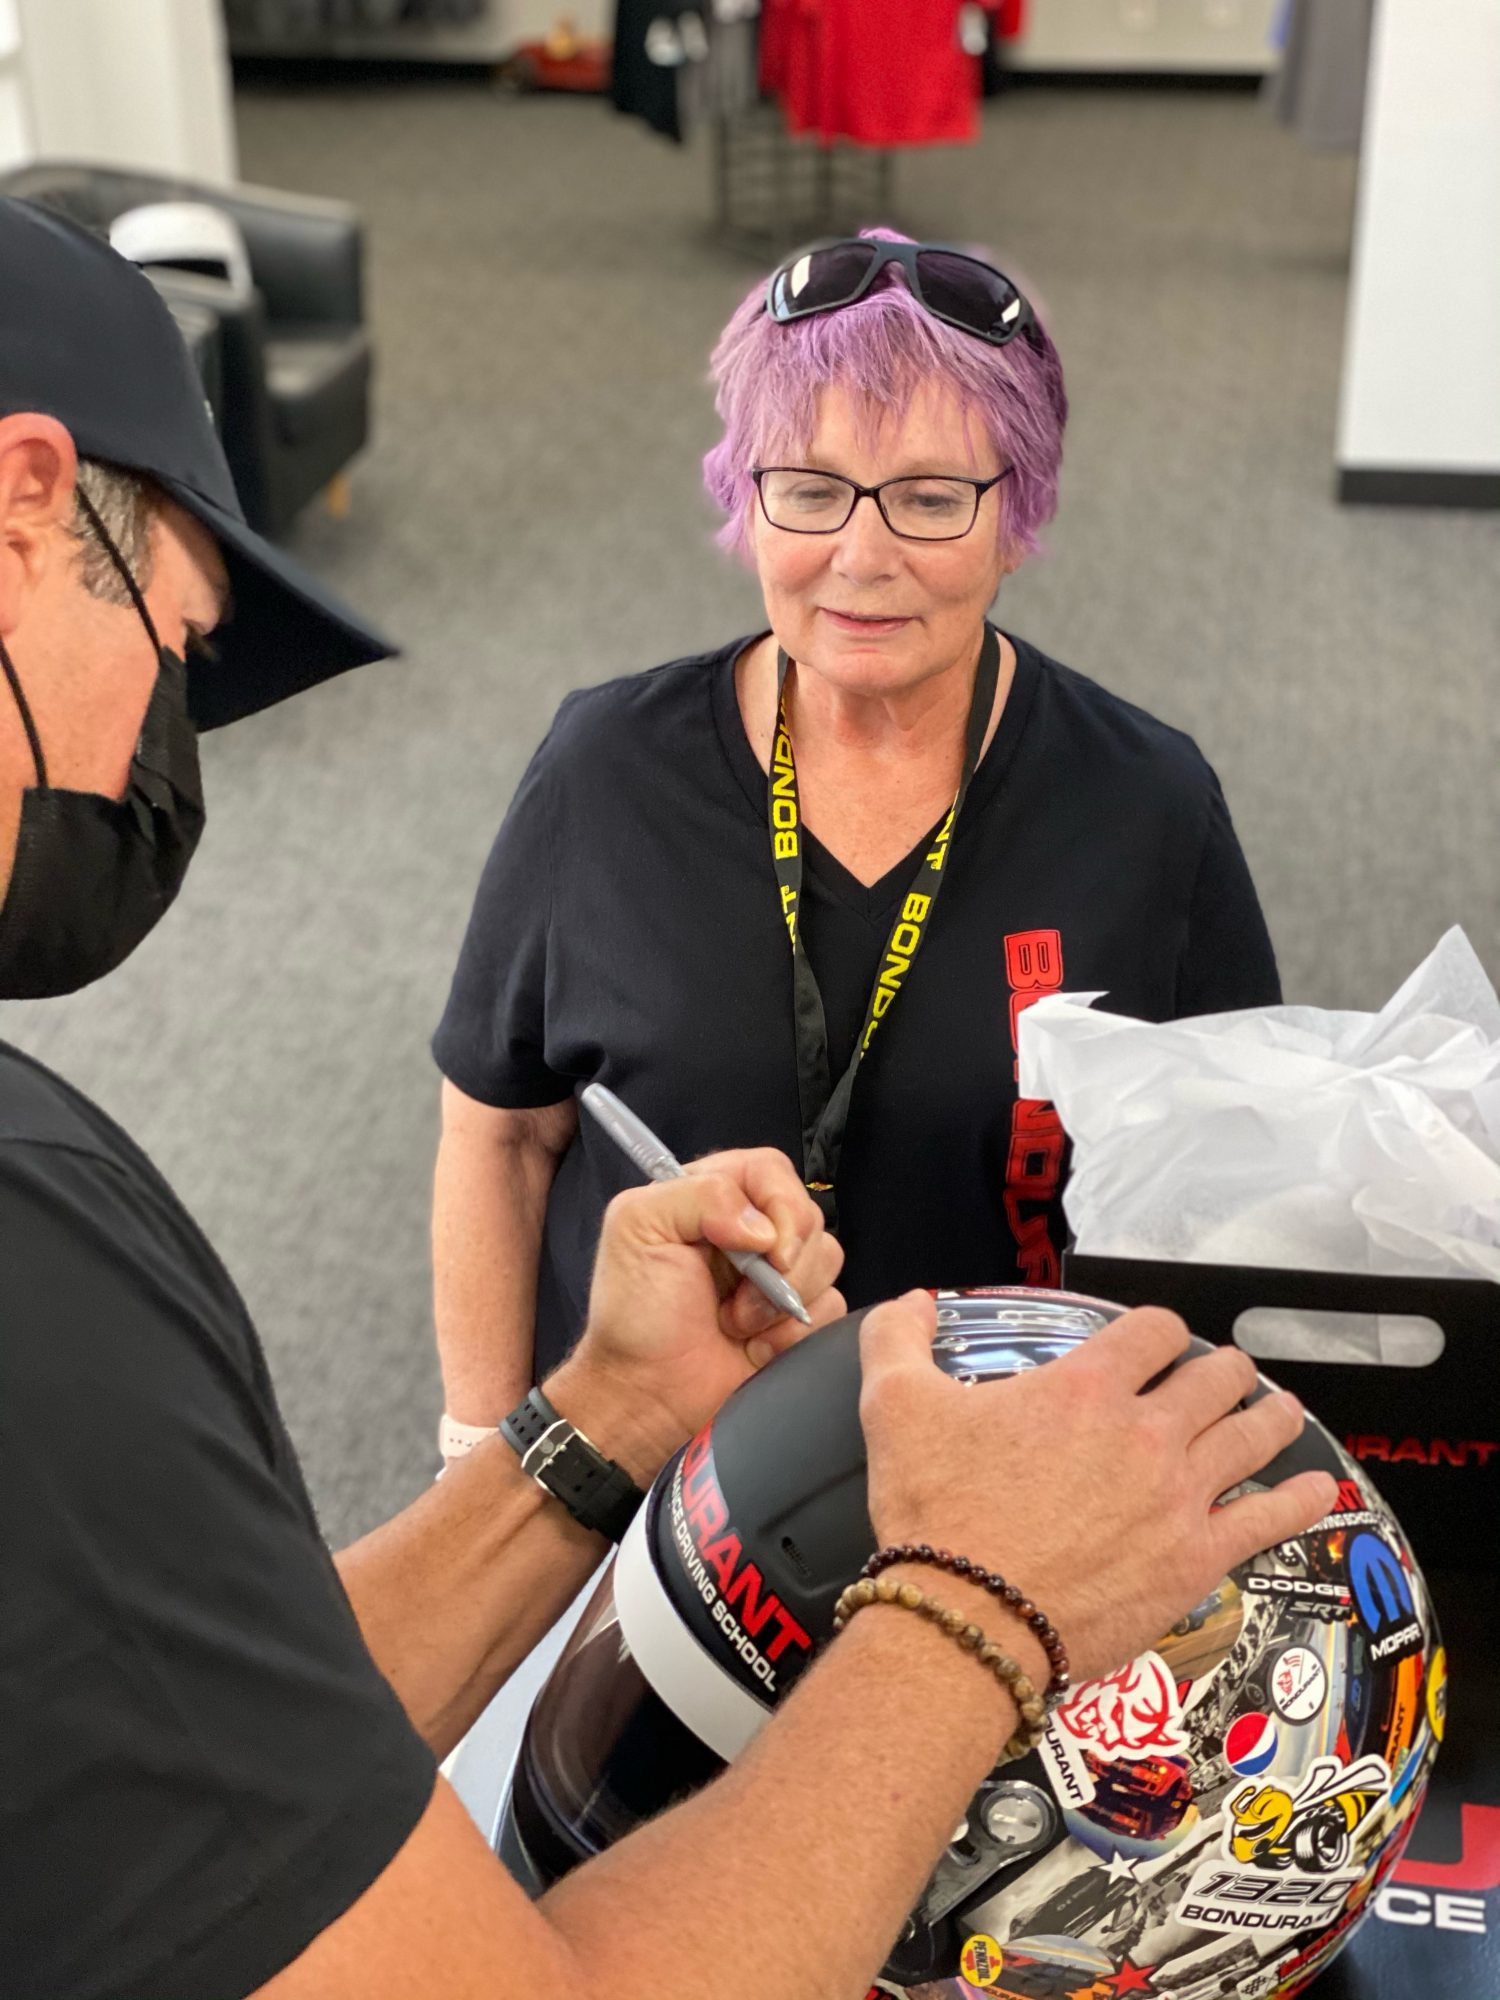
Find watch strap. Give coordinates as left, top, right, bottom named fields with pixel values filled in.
left=499, top=1387, right=645, bottom=1542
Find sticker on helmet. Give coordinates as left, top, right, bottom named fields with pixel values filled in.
left=1347, top=1531, right=1423, bottom=1665
left=1178, top=1753, right=1394, bottom=1935
left=1425, top=1645, right=1448, bottom=1743
left=1269, top=1645, right=1329, bottom=1724
left=1039, top=1652, right=1189, bottom=1810
left=958, top=1933, right=1004, bottom=1987
left=1224, top=1712, right=1279, bottom=1777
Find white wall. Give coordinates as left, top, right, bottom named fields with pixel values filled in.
left=11, top=0, right=237, bottom=182
left=1010, top=0, right=1279, bottom=73
left=1337, top=0, right=1500, bottom=479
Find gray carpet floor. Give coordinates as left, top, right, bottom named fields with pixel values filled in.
left=5, top=79, right=1497, bottom=1544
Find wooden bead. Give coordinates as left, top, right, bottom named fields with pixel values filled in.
left=977, top=1643, right=1004, bottom=1670
left=851, top=1579, right=877, bottom=1608
left=1021, top=1700, right=1047, bottom=1729
left=917, top=1595, right=942, bottom=1619
left=939, top=1607, right=967, bottom=1637
left=874, top=1576, right=900, bottom=1603
left=957, top=1623, right=983, bottom=1651
left=1012, top=1675, right=1035, bottom=1705
left=896, top=1582, right=924, bottom=1611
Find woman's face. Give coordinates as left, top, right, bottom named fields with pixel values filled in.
left=748, top=377, right=1018, bottom=699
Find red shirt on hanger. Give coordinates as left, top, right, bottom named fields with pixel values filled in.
left=760, top=0, right=1020, bottom=149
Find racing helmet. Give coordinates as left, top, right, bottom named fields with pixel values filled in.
left=500, top=1290, right=1444, bottom=1999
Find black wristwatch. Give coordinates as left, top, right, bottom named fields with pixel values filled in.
left=499, top=1387, right=646, bottom=1543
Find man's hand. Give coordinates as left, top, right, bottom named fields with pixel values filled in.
left=860, top=1291, right=1338, bottom=1686
left=549, top=1149, right=845, bottom=1483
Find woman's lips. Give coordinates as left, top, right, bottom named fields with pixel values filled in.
left=821, top=609, right=913, bottom=635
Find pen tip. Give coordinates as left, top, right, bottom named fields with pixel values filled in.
left=793, top=1303, right=812, bottom=1325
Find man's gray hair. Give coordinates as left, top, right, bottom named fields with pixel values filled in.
left=68, top=459, right=156, bottom=605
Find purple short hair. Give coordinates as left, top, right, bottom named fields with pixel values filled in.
left=703, top=227, right=1068, bottom=562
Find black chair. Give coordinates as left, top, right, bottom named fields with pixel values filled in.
left=2, top=161, right=372, bottom=538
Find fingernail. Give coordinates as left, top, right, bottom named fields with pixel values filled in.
left=740, top=1205, right=775, bottom=1241
left=741, top=1292, right=779, bottom=1335
left=746, top=1338, right=773, bottom=1369
left=1280, top=1390, right=1304, bottom=1418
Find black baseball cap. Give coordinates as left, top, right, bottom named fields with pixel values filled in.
left=0, top=196, right=395, bottom=728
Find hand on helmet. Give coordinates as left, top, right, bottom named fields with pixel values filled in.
left=552, top=1148, right=846, bottom=1486
left=858, top=1290, right=1337, bottom=1687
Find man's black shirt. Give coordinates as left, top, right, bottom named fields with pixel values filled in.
left=0, top=1044, right=435, bottom=1999
left=434, top=630, right=1281, bottom=1379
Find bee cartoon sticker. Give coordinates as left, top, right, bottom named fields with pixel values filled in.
left=1178, top=1755, right=1393, bottom=1937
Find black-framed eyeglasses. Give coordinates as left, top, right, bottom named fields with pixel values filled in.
left=751, top=466, right=1012, bottom=542
left=765, top=238, right=1041, bottom=352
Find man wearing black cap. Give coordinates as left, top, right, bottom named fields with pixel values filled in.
left=0, top=198, right=1329, bottom=2000
left=0, top=196, right=852, bottom=1991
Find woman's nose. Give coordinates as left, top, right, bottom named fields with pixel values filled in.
left=829, top=493, right=901, bottom=582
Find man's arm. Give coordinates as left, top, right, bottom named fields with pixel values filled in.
left=341, top=1156, right=848, bottom=1756
left=269, top=1294, right=1334, bottom=2000
left=431, top=1082, right=576, bottom=1431
left=260, top=1600, right=1025, bottom=2000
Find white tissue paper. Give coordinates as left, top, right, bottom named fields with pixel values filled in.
left=1016, top=928, right=1500, bottom=1363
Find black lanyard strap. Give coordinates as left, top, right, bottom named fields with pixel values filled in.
left=768, top=625, right=1000, bottom=1229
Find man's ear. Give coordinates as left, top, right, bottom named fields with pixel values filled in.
left=0, top=414, right=80, bottom=634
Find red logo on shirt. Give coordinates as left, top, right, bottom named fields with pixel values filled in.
left=1003, top=929, right=1065, bottom=1287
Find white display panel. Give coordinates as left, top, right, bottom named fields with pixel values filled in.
left=1337, top=0, right=1500, bottom=483
left=1010, top=0, right=1279, bottom=73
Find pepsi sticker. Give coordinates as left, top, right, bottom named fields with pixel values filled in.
left=1224, top=1712, right=1278, bottom=1776
left=1270, top=1645, right=1328, bottom=1724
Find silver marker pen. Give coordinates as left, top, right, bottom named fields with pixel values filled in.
left=581, top=1083, right=812, bottom=1326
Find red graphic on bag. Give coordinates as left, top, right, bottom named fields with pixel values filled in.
left=1002, top=928, right=1066, bottom=1286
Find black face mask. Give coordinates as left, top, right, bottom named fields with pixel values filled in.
left=0, top=495, right=206, bottom=1000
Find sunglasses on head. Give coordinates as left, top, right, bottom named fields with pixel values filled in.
left=765, top=238, right=1041, bottom=351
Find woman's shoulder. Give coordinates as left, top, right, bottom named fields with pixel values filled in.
left=1013, top=635, right=1216, bottom=793
left=540, top=637, right=749, bottom=763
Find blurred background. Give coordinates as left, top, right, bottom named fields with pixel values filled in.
left=0, top=0, right=1495, bottom=1544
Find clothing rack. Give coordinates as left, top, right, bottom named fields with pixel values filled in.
left=711, top=101, right=895, bottom=255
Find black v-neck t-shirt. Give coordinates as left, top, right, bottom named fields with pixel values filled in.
left=434, top=629, right=1280, bottom=1378
left=0, top=1043, right=436, bottom=1998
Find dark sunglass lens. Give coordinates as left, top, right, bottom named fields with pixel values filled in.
left=770, top=242, right=879, bottom=319
left=916, top=250, right=1026, bottom=343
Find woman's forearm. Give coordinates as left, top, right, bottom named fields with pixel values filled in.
left=432, top=1089, right=576, bottom=1426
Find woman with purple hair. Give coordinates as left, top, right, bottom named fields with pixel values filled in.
left=428, top=231, right=1280, bottom=1459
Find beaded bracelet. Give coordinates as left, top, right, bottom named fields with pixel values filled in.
left=862, top=1543, right=1070, bottom=1706
left=833, top=1575, right=1049, bottom=1764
